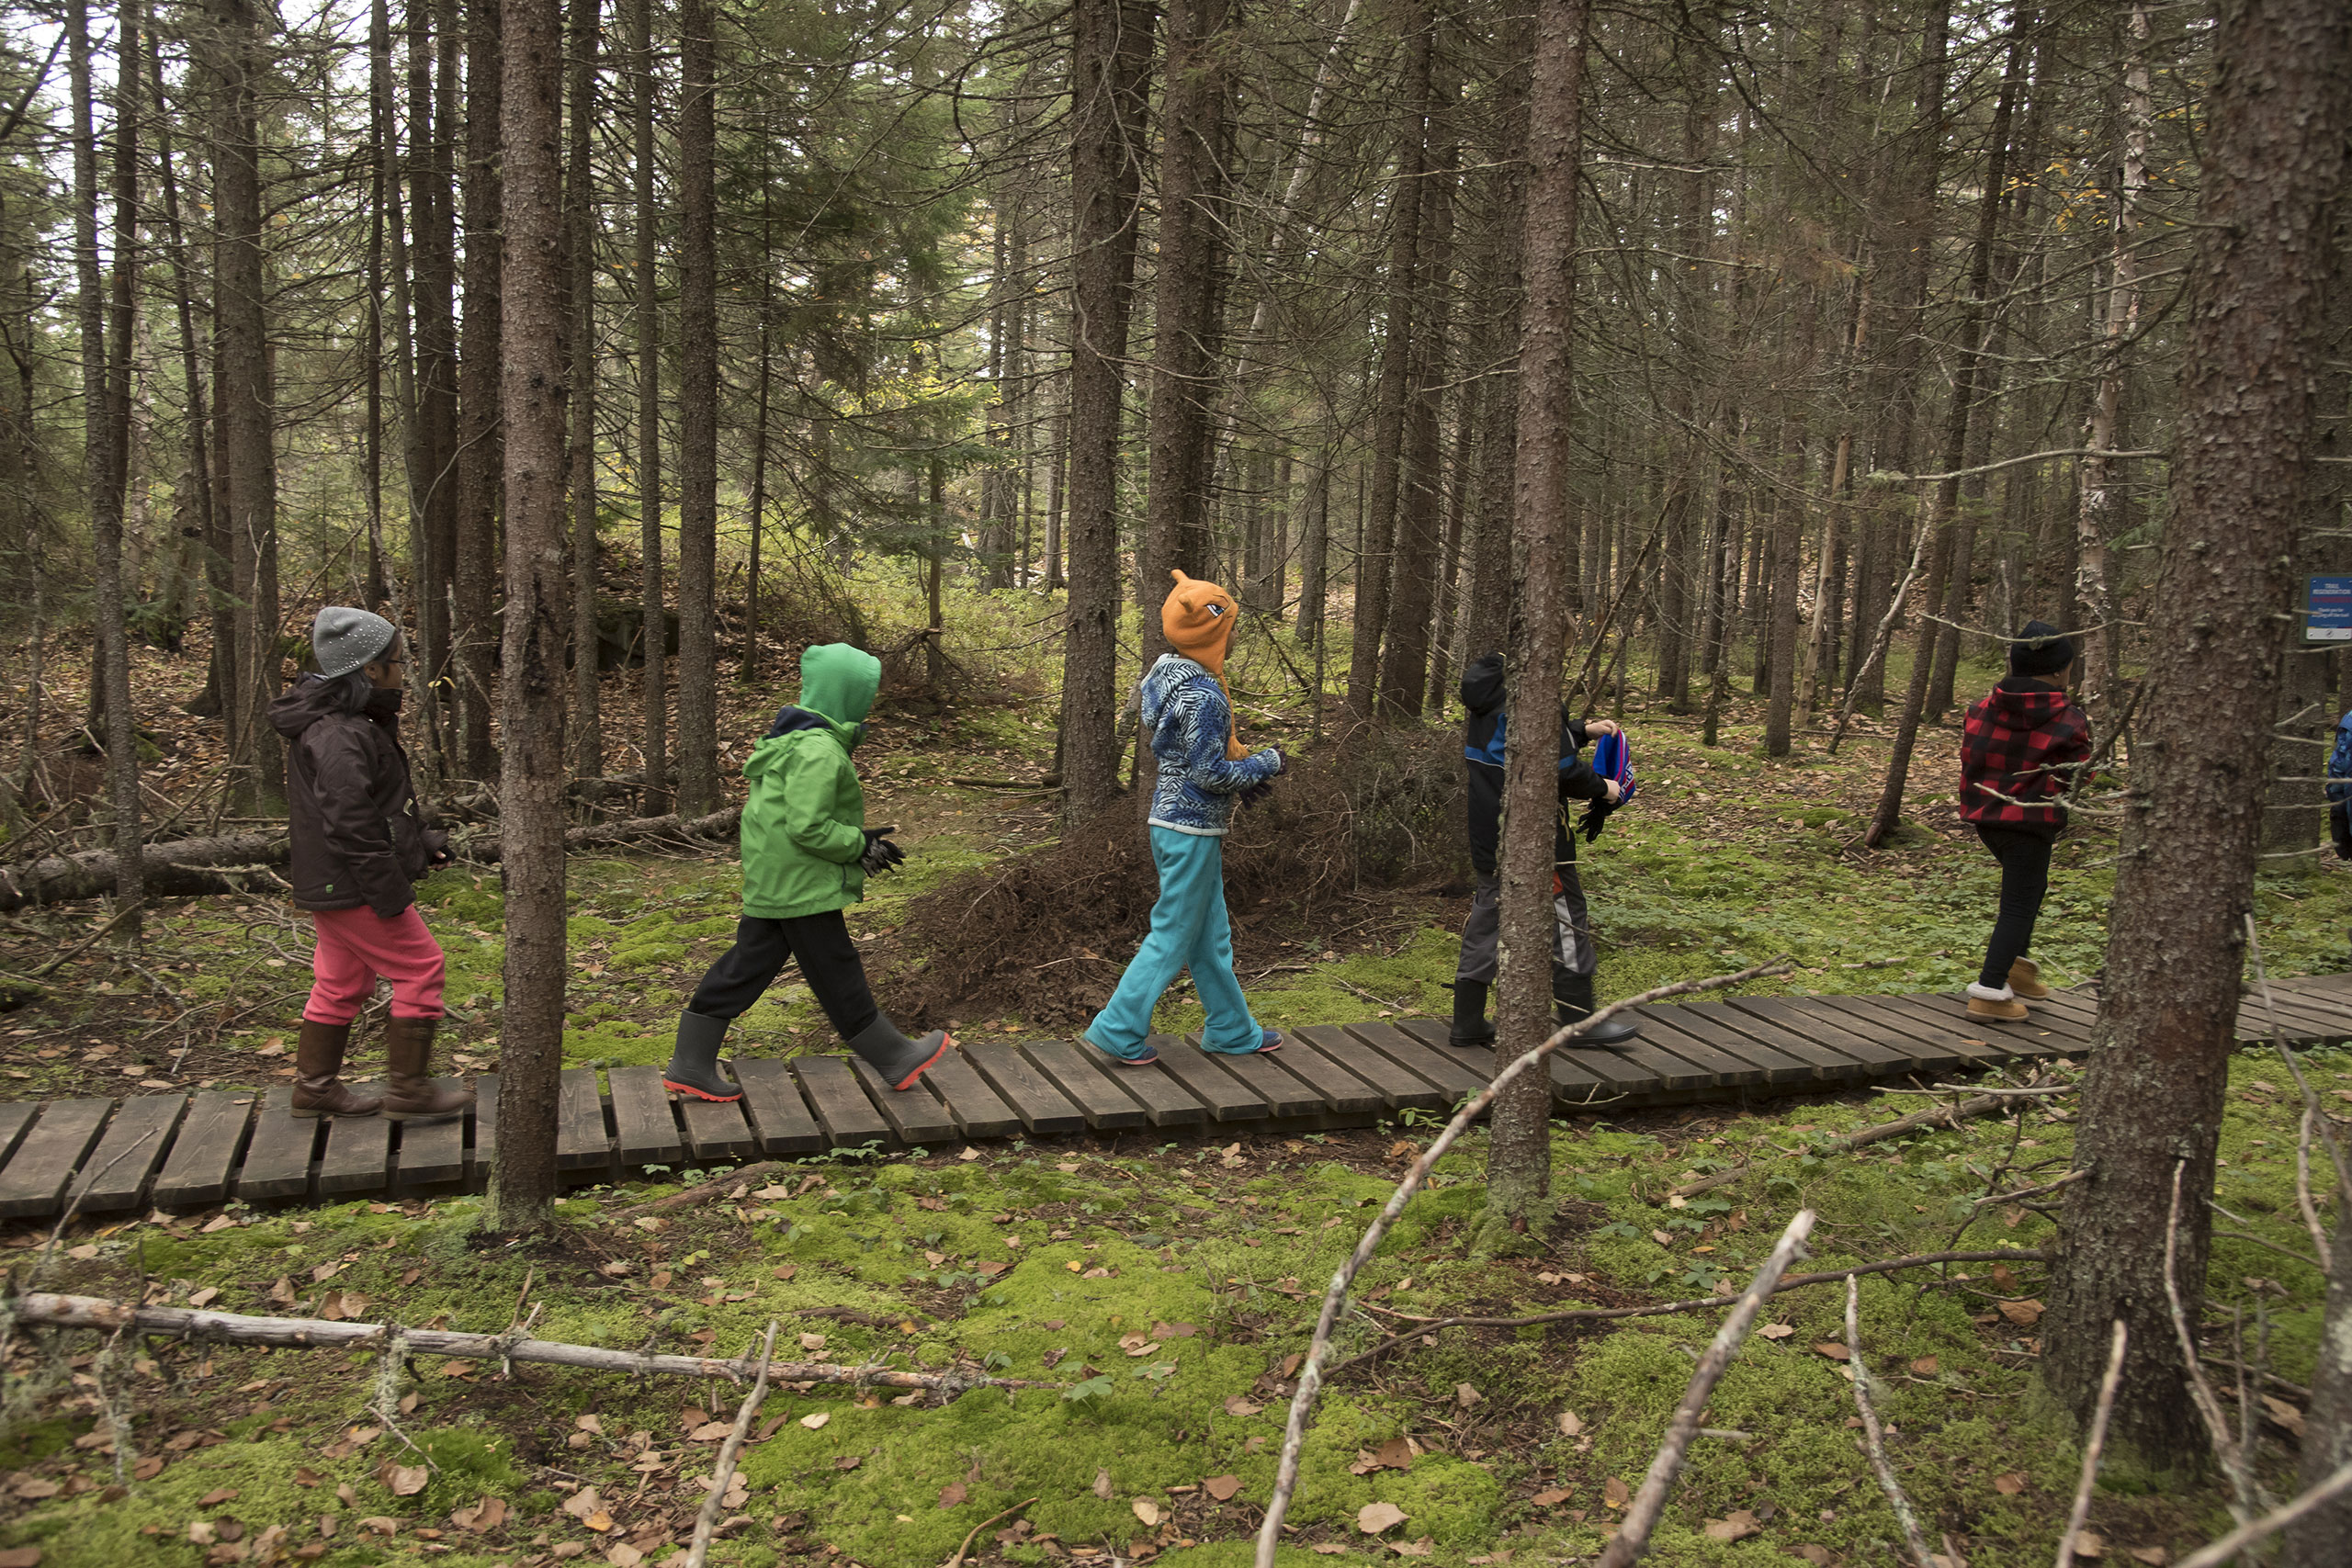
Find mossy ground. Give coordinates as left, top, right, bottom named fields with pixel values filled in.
left=3, top=580, right=2349, bottom=1565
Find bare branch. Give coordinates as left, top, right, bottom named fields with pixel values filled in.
left=1845, top=1274, right=1938, bottom=1568
left=2054, top=1321, right=2129, bottom=1568
left=682, top=1321, right=777, bottom=1568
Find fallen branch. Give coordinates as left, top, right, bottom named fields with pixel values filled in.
left=609, top=1162, right=795, bottom=1218
left=6, top=1293, right=1060, bottom=1391
left=1846, top=1274, right=1938, bottom=1568
left=2166, top=1162, right=2261, bottom=1525
left=1596, top=1212, right=1817, bottom=1568
left=461, top=805, right=743, bottom=863
left=1669, top=1081, right=2062, bottom=1198
left=1323, top=1248, right=2051, bottom=1380
left=682, top=1321, right=776, bottom=1568
left=2055, top=1321, right=2128, bottom=1568
left=1252, top=957, right=1795, bottom=1568
left=943, top=1496, right=1039, bottom=1568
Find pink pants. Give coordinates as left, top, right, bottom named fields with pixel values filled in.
left=304, top=905, right=447, bottom=1023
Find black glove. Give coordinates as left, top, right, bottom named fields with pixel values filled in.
left=859, top=829, right=907, bottom=875
left=1578, top=799, right=1618, bottom=842
left=1236, top=780, right=1274, bottom=811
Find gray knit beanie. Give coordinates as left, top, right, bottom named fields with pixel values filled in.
left=312, top=606, right=399, bottom=679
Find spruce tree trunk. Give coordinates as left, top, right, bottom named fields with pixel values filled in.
left=1380, top=93, right=1457, bottom=721
left=488, top=0, right=571, bottom=1236
left=1058, top=0, right=1154, bottom=824
left=1295, top=408, right=1332, bottom=648
left=406, top=0, right=458, bottom=776
left=1483, top=0, right=1587, bottom=1246
left=565, top=0, right=603, bottom=784
left=673, top=0, right=719, bottom=818
left=632, top=0, right=666, bottom=813
left=2042, top=0, right=2349, bottom=1469
left=454, top=0, right=503, bottom=784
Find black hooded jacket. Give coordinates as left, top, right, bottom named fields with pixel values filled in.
left=269, top=676, right=447, bottom=918
left=1460, top=653, right=1606, bottom=877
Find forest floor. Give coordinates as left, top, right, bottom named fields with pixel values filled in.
left=1, top=570, right=2349, bottom=1566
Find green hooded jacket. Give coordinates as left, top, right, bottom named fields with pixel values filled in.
left=739, top=644, right=883, bottom=920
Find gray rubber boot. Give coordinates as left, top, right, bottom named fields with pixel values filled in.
left=1553, top=969, right=1641, bottom=1046
left=662, top=1011, right=741, bottom=1103
left=846, top=1015, right=953, bottom=1090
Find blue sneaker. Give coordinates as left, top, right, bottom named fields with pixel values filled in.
left=1082, top=1033, right=1159, bottom=1066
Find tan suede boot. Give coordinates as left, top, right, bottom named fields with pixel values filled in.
left=1966, top=983, right=2029, bottom=1021
left=291, top=1020, right=382, bottom=1119
left=380, top=1016, right=477, bottom=1122
left=2007, top=958, right=2052, bottom=999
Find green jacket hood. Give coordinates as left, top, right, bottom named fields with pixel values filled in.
left=798, top=643, right=881, bottom=730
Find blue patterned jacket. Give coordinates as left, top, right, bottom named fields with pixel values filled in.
left=1139, top=655, right=1282, bottom=836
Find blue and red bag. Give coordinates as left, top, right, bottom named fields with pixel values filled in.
left=1578, top=729, right=1635, bottom=840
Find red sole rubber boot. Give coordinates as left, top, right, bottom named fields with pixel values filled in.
left=892, top=1032, right=956, bottom=1090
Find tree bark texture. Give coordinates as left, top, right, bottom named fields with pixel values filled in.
left=1380, top=88, right=1457, bottom=721
left=1058, top=0, right=1154, bottom=824
left=633, top=0, right=666, bottom=812
left=453, top=0, right=503, bottom=784
left=487, top=0, right=571, bottom=1233
left=2043, top=0, right=2350, bottom=1469
left=673, top=0, right=720, bottom=818
left=564, top=0, right=602, bottom=784
left=1486, top=0, right=1588, bottom=1238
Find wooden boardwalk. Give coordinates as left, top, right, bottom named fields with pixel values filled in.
left=3, top=976, right=2348, bottom=1218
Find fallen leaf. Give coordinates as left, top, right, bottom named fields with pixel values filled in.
left=1374, top=1436, right=1415, bottom=1472
left=1651, top=1229, right=1675, bottom=1247
left=1204, top=1474, right=1241, bottom=1502
left=1132, top=1498, right=1160, bottom=1527
left=1814, top=1342, right=1851, bottom=1360
left=1454, top=1383, right=1483, bottom=1409
left=689, top=1422, right=732, bottom=1442
left=938, top=1482, right=967, bottom=1507
left=1530, top=1489, right=1573, bottom=1507
left=1998, top=1299, right=2046, bottom=1327
left=562, top=1487, right=605, bottom=1522
left=1093, top=1469, right=1114, bottom=1500
left=1557, top=1410, right=1584, bottom=1437
left=1703, top=1509, right=1762, bottom=1542
left=1993, top=1472, right=2026, bottom=1495
left=134, top=1457, right=166, bottom=1482
left=267, top=1277, right=296, bottom=1306
left=187, top=1287, right=220, bottom=1309
left=1758, top=1324, right=1795, bottom=1340
left=386, top=1466, right=428, bottom=1497
left=797, top=1332, right=827, bottom=1352
left=575, top=1414, right=603, bottom=1434
left=1392, top=1538, right=1433, bottom=1557
left=958, top=1146, right=980, bottom=1161
left=357, top=1519, right=401, bottom=1538
left=1602, top=1477, right=1630, bottom=1508
left=772, top=1264, right=797, bottom=1280
left=1788, top=1548, right=1839, bottom=1566
left=2069, top=1529, right=2104, bottom=1560
left=198, top=1489, right=239, bottom=1507
left=187, top=1523, right=218, bottom=1546
left=1120, top=1332, right=1155, bottom=1358
left=1910, top=1357, right=1939, bottom=1376
left=798, top=1412, right=830, bottom=1430
left=2129, top=1550, right=2168, bottom=1566
left=833, top=1456, right=861, bottom=1472
left=606, top=1545, right=644, bottom=1568
left=1279, top=1353, right=1304, bottom=1379
left=451, top=1496, right=507, bottom=1532
left=0, top=1550, right=39, bottom=1568
left=1356, top=1501, right=1408, bottom=1536
left=1225, top=1396, right=1261, bottom=1417
left=1992, top=1263, right=2021, bottom=1294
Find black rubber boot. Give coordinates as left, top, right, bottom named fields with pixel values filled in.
left=662, top=1011, right=742, bottom=1103
left=1450, top=981, right=1496, bottom=1048
left=1553, top=970, right=1641, bottom=1046
left=846, top=1015, right=954, bottom=1090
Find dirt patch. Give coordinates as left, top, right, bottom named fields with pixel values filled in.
left=888, top=729, right=1466, bottom=1031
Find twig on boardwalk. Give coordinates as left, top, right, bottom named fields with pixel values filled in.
left=682, top=1321, right=777, bottom=1568
left=1594, top=1211, right=1817, bottom=1568
left=7, top=1293, right=1062, bottom=1392
left=2053, top=1320, right=2128, bottom=1568
left=942, top=1496, right=1039, bottom=1568
left=1844, top=1274, right=1937, bottom=1568
left=1251, top=957, right=1794, bottom=1568
left=1668, top=1083, right=2060, bottom=1199
left=2166, top=1161, right=2261, bottom=1525
left=2170, top=1461, right=2352, bottom=1568
left=1324, top=1249, right=2051, bottom=1380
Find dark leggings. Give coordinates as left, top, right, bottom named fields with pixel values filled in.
left=1977, top=826, right=2054, bottom=989
left=688, top=911, right=879, bottom=1039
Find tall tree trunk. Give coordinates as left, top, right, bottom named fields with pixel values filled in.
left=148, top=0, right=215, bottom=691
left=2074, top=1, right=2151, bottom=716
left=1142, top=0, right=1230, bottom=650
left=1344, top=7, right=1431, bottom=725
left=1483, top=0, right=1586, bottom=1244
left=407, top=0, right=458, bottom=777
left=565, top=0, right=602, bottom=783
left=741, top=153, right=773, bottom=682
left=633, top=0, right=665, bottom=812
left=2043, top=0, right=2350, bottom=1469
left=1044, top=397, right=1067, bottom=591
left=487, top=0, right=571, bottom=1236
left=1057, top=0, right=1154, bottom=824
left=673, top=0, right=719, bottom=818
left=1295, top=405, right=1332, bottom=647
left=1380, top=91, right=1458, bottom=721
left=454, top=0, right=503, bottom=783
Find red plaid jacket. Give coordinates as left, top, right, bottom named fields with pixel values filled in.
left=1959, top=681, right=2091, bottom=830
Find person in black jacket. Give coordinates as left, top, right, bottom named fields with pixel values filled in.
left=1451, top=653, right=1639, bottom=1047
left=267, top=608, right=475, bottom=1122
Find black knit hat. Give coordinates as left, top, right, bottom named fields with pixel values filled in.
left=2009, top=620, right=2075, bottom=678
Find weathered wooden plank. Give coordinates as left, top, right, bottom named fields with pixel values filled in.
left=1306, top=1024, right=1445, bottom=1111
left=1263, top=1031, right=1386, bottom=1115
left=1096, top=1048, right=1212, bottom=1128
left=0, top=1103, right=36, bottom=1173
left=1568, top=1021, right=1724, bottom=1094
left=678, top=1093, right=758, bottom=1163
left=67, top=1095, right=187, bottom=1214
left=316, top=1104, right=393, bottom=1197
left=0, top=1100, right=114, bottom=1218
left=1184, top=1037, right=1324, bottom=1119
left=1674, top=1000, right=1880, bottom=1082
left=1811, top=997, right=2012, bottom=1073
left=919, top=1051, right=1023, bottom=1140
left=1621, top=1011, right=1773, bottom=1089
left=153, top=1091, right=254, bottom=1209
left=848, top=1057, right=960, bottom=1146
left=1342, top=1021, right=1487, bottom=1100
left=1390, top=1018, right=1619, bottom=1104
left=557, top=1068, right=613, bottom=1171
left=729, top=1058, right=828, bottom=1155
left=1148, top=1037, right=1267, bottom=1122
left=468, top=1074, right=499, bottom=1190
left=965, top=1043, right=1089, bottom=1134
left=392, top=1089, right=468, bottom=1189
left=1639, top=1006, right=1818, bottom=1085
left=1870, top=994, right=2070, bottom=1059
left=608, top=1065, right=684, bottom=1166
left=2237, top=991, right=2352, bottom=1042
left=234, top=1089, right=318, bottom=1203
left=2019, top=990, right=2104, bottom=1035
left=794, top=1055, right=895, bottom=1149
left=1727, top=997, right=1941, bottom=1076
left=1016, top=1041, right=1149, bottom=1132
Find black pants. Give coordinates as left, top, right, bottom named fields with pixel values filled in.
left=1977, top=826, right=2054, bottom=990
left=2331, top=800, right=2352, bottom=858
left=688, top=912, right=878, bottom=1039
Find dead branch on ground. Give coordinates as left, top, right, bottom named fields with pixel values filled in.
left=1844, top=1274, right=1938, bottom=1568
left=1669, top=1081, right=2065, bottom=1198
left=2054, top=1321, right=2127, bottom=1568
left=682, top=1321, right=777, bottom=1568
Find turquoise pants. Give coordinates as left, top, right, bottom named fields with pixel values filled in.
left=1085, top=827, right=1263, bottom=1058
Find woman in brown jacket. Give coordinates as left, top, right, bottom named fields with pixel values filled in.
left=268, top=608, right=474, bottom=1121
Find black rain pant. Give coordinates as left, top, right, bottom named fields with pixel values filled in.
left=1976, top=826, right=2054, bottom=991
left=687, top=911, right=879, bottom=1040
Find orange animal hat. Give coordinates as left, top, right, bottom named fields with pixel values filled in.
left=1160, top=570, right=1250, bottom=761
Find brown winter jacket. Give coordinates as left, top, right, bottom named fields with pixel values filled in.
left=268, top=676, right=447, bottom=918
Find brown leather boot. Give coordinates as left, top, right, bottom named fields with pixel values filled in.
left=291, top=1020, right=381, bottom=1119
left=381, top=1015, right=476, bottom=1122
